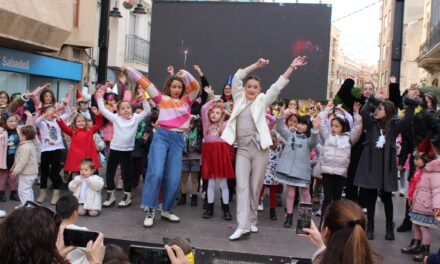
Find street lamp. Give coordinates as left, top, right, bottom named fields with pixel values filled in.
left=132, top=0, right=147, bottom=14
left=109, top=0, right=122, bottom=18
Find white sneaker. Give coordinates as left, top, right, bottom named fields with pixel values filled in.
left=0, top=210, right=6, bottom=218
left=229, top=228, right=251, bottom=241
left=257, top=201, right=264, bottom=212
left=161, top=211, right=180, bottom=222
left=251, top=225, right=258, bottom=233
left=143, top=208, right=156, bottom=228
left=103, top=190, right=116, bottom=207
left=118, top=192, right=132, bottom=208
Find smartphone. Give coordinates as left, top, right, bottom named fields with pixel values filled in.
left=129, top=245, right=171, bottom=264
left=296, top=202, right=313, bottom=235
left=64, top=229, right=99, bottom=248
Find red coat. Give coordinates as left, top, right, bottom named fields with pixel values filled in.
left=57, top=114, right=103, bottom=172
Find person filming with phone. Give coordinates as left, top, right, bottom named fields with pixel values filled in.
left=299, top=200, right=377, bottom=264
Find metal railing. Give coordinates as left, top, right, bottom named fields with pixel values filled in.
left=418, top=26, right=440, bottom=61
left=125, top=35, right=150, bottom=65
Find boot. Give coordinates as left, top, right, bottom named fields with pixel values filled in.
left=50, top=190, right=60, bottom=205
left=385, top=223, right=395, bottom=240
left=118, top=192, right=132, bottom=208
left=203, top=203, right=214, bottom=218
left=366, top=221, right=374, bottom=240
left=397, top=218, right=412, bottom=232
left=414, top=245, right=430, bottom=262
left=177, top=193, right=187, bottom=206
left=0, top=191, right=6, bottom=202
left=190, top=194, right=198, bottom=206
left=222, top=203, right=232, bottom=221
left=270, top=208, right=277, bottom=221
left=401, top=239, right=421, bottom=254
left=36, top=189, right=47, bottom=203
left=284, top=214, right=293, bottom=228
left=9, top=190, right=19, bottom=201
left=103, top=190, right=116, bottom=207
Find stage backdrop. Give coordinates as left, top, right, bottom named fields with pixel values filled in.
left=148, top=1, right=332, bottom=100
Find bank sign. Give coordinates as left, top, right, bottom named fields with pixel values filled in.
left=0, top=47, right=82, bottom=81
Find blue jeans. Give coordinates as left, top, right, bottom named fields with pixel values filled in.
left=141, top=128, right=184, bottom=212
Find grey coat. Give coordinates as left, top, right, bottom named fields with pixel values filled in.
left=353, top=99, right=415, bottom=192
left=275, top=117, right=319, bottom=181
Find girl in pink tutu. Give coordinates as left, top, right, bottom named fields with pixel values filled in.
left=201, top=98, right=235, bottom=220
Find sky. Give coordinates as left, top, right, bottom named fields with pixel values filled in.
left=274, top=0, right=382, bottom=65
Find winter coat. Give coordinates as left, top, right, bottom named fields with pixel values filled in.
left=354, top=96, right=415, bottom=192
left=11, top=140, right=38, bottom=176
left=411, top=159, right=440, bottom=215
left=57, top=114, right=103, bottom=172
left=317, top=111, right=363, bottom=177
left=275, top=116, right=319, bottom=180
left=68, top=175, right=104, bottom=211
left=221, top=69, right=290, bottom=150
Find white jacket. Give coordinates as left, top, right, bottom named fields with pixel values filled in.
left=68, top=175, right=104, bottom=211
left=221, top=69, right=289, bottom=150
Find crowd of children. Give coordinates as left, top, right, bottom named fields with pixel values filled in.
left=1, top=56, right=440, bottom=262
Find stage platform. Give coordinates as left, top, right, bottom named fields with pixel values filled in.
left=1, top=183, right=439, bottom=263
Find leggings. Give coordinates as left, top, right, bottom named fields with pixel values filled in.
left=40, top=150, right=63, bottom=189
left=361, top=188, right=393, bottom=226
left=207, top=179, right=229, bottom=204
left=258, top=185, right=277, bottom=209
left=106, top=149, right=132, bottom=192
left=0, top=169, right=17, bottom=191
left=321, top=174, right=346, bottom=216
left=414, top=224, right=431, bottom=245
left=286, top=185, right=311, bottom=214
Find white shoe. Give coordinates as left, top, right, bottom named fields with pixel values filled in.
left=161, top=211, right=180, bottom=222
left=143, top=208, right=156, bottom=228
left=257, top=201, right=264, bottom=212
left=103, top=190, right=116, bottom=207
left=118, top=192, right=132, bottom=208
left=0, top=210, right=6, bottom=218
left=251, top=225, right=258, bottom=233
left=229, top=228, right=251, bottom=241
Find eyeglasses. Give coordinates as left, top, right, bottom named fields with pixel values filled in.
left=24, top=200, right=59, bottom=221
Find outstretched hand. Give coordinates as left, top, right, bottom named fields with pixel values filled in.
left=95, top=89, right=105, bottom=99
left=167, top=65, right=175, bottom=76
left=193, top=65, right=203, bottom=76
left=291, top=56, right=307, bottom=68
left=255, top=58, right=269, bottom=68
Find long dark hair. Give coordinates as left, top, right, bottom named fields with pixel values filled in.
left=0, top=207, right=64, bottom=264
left=425, top=92, right=438, bottom=111
left=163, top=76, right=186, bottom=99
left=0, top=91, right=10, bottom=105
left=378, top=100, right=396, bottom=134
left=316, top=200, right=375, bottom=264
left=220, top=84, right=233, bottom=102
left=39, top=89, right=56, bottom=105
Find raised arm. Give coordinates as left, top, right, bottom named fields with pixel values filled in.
left=231, top=58, right=270, bottom=101
left=95, top=90, right=116, bottom=122
left=388, top=76, right=403, bottom=109
left=29, top=83, right=50, bottom=107
left=263, top=56, right=307, bottom=107
left=201, top=98, right=221, bottom=135
left=349, top=103, right=363, bottom=144
left=317, top=111, right=330, bottom=141
left=396, top=98, right=416, bottom=133
left=56, top=117, right=74, bottom=137
left=335, top=79, right=356, bottom=113
left=360, top=95, right=381, bottom=129
left=309, top=117, right=320, bottom=148
left=124, top=66, right=161, bottom=104
left=275, top=116, right=291, bottom=140
left=134, top=99, right=151, bottom=123
left=176, top=70, right=200, bottom=102
left=90, top=112, right=104, bottom=134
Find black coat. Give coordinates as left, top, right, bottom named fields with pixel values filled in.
left=354, top=97, right=415, bottom=192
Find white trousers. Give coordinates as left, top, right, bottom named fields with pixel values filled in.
left=18, top=175, right=38, bottom=205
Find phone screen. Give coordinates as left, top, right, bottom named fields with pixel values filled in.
left=296, top=202, right=313, bottom=235
left=129, top=245, right=171, bottom=264
left=64, top=229, right=99, bottom=248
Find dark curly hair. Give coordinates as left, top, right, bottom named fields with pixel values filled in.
left=163, top=76, right=186, bottom=99
left=0, top=207, right=64, bottom=264
left=39, top=89, right=56, bottom=105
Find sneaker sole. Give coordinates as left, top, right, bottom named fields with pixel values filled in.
left=102, top=201, right=116, bottom=208
left=161, top=216, right=180, bottom=223
left=118, top=203, right=132, bottom=208
left=229, top=232, right=251, bottom=241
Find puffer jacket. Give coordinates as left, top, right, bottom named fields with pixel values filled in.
left=317, top=111, right=362, bottom=177
left=411, top=158, right=440, bottom=215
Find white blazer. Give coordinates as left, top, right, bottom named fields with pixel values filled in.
left=221, top=69, right=289, bottom=150
left=68, top=175, right=104, bottom=211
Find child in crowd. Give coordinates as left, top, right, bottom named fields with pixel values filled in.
left=178, top=116, right=202, bottom=207
left=123, top=65, right=200, bottom=228
left=57, top=107, right=103, bottom=175
left=0, top=113, right=21, bottom=202
left=10, top=126, right=38, bottom=205
left=316, top=102, right=362, bottom=222
left=35, top=104, right=72, bottom=205
left=275, top=114, right=319, bottom=228
left=96, top=84, right=150, bottom=208
left=68, top=158, right=104, bottom=217
left=201, top=98, right=235, bottom=220
left=258, top=131, right=283, bottom=220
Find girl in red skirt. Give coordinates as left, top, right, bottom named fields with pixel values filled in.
left=201, top=98, right=235, bottom=220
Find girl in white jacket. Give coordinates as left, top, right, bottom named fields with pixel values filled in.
left=316, top=102, right=363, bottom=221
left=68, top=158, right=104, bottom=216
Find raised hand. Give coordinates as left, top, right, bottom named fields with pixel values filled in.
left=256, top=58, right=270, bottom=68
left=118, top=73, right=127, bottom=85
left=193, top=65, right=203, bottom=76
left=203, top=85, right=213, bottom=94
left=353, top=102, right=361, bottom=113
left=91, top=106, right=99, bottom=116
left=325, top=101, right=334, bottom=112
left=176, top=70, right=186, bottom=78
left=95, top=89, right=105, bottom=99
left=166, top=65, right=175, bottom=76
left=390, top=76, right=397, bottom=84
left=291, top=56, right=307, bottom=68
left=312, top=117, right=320, bottom=128
left=119, top=65, right=128, bottom=73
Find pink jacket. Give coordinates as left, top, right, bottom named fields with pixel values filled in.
left=0, top=128, right=7, bottom=169
left=411, top=158, right=440, bottom=215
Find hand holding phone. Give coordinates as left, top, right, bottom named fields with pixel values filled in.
left=64, top=228, right=99, bottom=248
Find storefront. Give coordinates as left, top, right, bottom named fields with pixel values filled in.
left=0, top=47, right=82, bottom=101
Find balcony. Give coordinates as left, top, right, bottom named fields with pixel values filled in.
left=125, top=35, right=150, bottom=65
left=417, top=25, right=440, bottom=73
